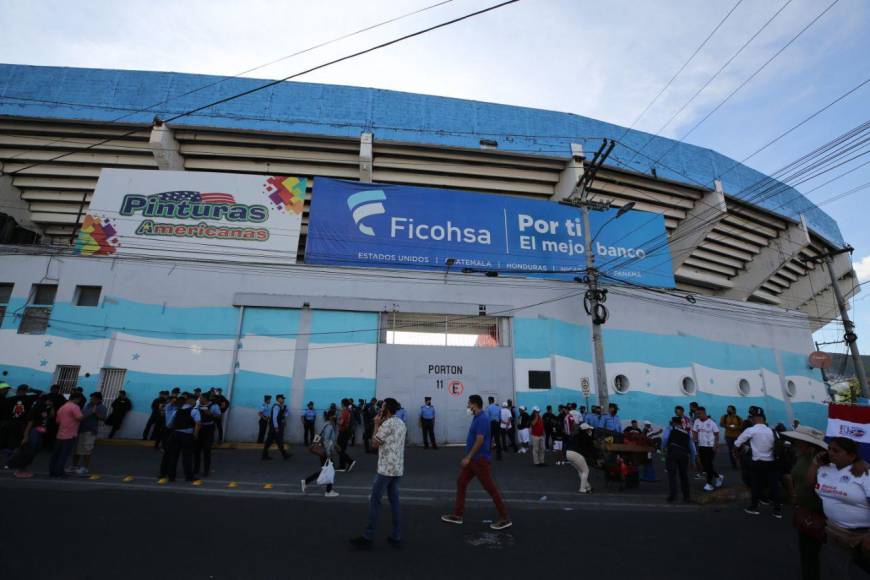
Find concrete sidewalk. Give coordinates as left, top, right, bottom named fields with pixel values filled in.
left=4, top=440, right=745, bottom=509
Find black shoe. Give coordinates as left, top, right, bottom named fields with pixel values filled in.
left=773, top=508, right=783, bottom=519
left=387, top=536, right=402, bottom=548
left=349, top=536, right=372, bottom=549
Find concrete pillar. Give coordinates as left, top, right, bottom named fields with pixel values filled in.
left=669, top=180, right=727, bottom=271
left=148, top=123, right=184, bottom=171
left=552, top=143, right=585, bottom=200
left=360, top=132, right=373, bottom=183
left=720, top=216, right=811, bottom=301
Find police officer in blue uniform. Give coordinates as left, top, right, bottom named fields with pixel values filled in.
left=161, top=392, right=197, bottom=483
left=194, top=392, right=221, bottom=477
left=257, top=395, right=272, bottom=444
left=301, top=401, right=317, bottom=446
left=262, top=394, right=290, bottom=460
left=420, top=396, right=437, bottom=450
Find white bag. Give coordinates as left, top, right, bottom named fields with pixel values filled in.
left=316, top=459, right=335, bottom=485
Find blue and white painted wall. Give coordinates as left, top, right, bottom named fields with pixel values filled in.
left=0, top=252, right=830, bottom=444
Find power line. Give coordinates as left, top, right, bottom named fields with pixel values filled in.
left=618, top=0, right=744, bottom=138
left=4, top=0, right=520, bottom=178
left=0, top=0, right=457, bottom=164
left=647, top=0, right=841, bottom=169
left=623, top=0, right=794, bottom=166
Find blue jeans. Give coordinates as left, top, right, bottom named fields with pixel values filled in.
left=364, top=474, right=401, bottom=541
left=49, top=437, right=77, bottom=477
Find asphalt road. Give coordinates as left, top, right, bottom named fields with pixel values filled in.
left=0, top=476, right=798, bottom=580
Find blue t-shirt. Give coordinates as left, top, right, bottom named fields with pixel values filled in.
left=466, top=411, right=492, bottom=461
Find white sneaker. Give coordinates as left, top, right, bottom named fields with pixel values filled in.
left=300, top=479, right=306, bottom=493
left=703, top=483, right=714, bottom=492
left=76, top=467, right=89, bottom=476
left=694, top=473, right=706, bottom=480
left=715, top=475, right=725, bottom=488
left=324, top=490, right=340, bottom=498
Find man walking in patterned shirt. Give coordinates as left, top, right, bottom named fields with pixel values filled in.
left=350, top=397, right=406, bottom=549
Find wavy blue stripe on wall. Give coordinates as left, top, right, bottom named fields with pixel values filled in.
left=780, top=351, right=823, bottom=381
left=241, top=307, right=300, bottom=336
left=0, top=298, right=28, bottom=330
left=232, top=370, right=292, bottom=409
left=31, top=298, right=241, bottom=340
left=518, top=389, right=805, bottom=430
left=602, top=328, right=779, bottom=372
left=513, top=318, right=591, bottom=360
left=302, top=377, right=376, bottom=409
left=309, top=310, right=378, bottom=344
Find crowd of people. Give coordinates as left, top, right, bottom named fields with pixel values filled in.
left=3, top=379, right=868, bottom=573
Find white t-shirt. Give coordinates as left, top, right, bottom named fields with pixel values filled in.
left=816, top=464, right=870, bottom=529
left=692, top=418, right=720, bottom=448
left=500, top=408, right=512, bottom=429
left=734, top=423, right=774, bottom=461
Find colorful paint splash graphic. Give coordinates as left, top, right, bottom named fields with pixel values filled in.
left=264, top=176, right=306, bottom=214
left=73, top=214, right=120, bottom=256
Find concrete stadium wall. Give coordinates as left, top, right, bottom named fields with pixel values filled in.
left=0, top=253, right=828, bottom=442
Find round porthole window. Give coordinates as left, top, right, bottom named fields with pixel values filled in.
left=681, top=376, right=696, bottom=396
left=738, top=379, right=751, bottom=396
left=786, top=380, right=797, bottom=398
left=613, top=374, right=630, bottom=394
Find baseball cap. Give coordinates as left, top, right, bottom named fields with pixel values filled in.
left=0, top=382, right=10, bottom=390
left=532, top=406, right=540, bottom=412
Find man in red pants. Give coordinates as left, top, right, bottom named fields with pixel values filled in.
left=441, top=394, right=511, bottom=530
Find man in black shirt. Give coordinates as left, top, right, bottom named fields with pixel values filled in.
left=143, top=391, right=167, bottom=441
left=542, top=405, right=556, bottom=450
left=1, top=385, right=37, bottom=459
left=106, top=390, right=133, bottom=438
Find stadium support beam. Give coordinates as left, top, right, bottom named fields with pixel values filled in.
left=360, top=132, right=373, bottom=183
left=0, top=171, right=41, bottom=233
left=721, top=216, right=811, bottom=302
left=669, top=180, right=727, bottom=271
left=149, top=122, right=184, bottom=170
left=552, top=143, right=585, bottom=201
left=780, top=252, right=852, bottom=311
left=799, top=271, right=861, bottom=332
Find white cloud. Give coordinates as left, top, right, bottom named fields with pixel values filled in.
left=855, top=255, right=870, bottom=283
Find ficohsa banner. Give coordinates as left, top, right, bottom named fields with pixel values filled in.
left=74, top=169, right=306, bottom=263
left=306, top=178, right=675, bottom=287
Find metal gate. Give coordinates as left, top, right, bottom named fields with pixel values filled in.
left=98, top=368, right=127, bottom=437
left=52, top=365, right=81, bottom=394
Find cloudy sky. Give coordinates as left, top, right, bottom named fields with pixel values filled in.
left=1, top=0, right=868, bottom=354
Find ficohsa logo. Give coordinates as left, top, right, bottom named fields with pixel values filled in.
left=840, top=425, right=867, bottom=438
left=347, top=190, right=386, bottom=236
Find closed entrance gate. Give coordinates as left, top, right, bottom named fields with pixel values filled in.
left=376, top=345, right=514, bottom=445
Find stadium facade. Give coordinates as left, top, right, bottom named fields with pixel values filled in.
left=0, top=64, right=859, bottom=442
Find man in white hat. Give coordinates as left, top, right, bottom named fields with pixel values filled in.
left=565, top=422, right=594, bottom=493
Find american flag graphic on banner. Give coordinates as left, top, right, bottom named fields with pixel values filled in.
left=157, top=191, right=236, bottom=204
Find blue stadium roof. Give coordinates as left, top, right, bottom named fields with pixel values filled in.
left=0, top=63, right=843, bottom=246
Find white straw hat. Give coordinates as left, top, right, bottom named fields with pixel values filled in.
left=781, top=426, right=827, bottom=450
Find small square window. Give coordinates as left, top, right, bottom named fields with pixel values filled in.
left=74, top=286, right=101, bottom=307
left=0, top=283, right=12, bottom=304
left=31, top=284, right=57, bottom=305
left=18, top=306, right=51, bottom=334
left=529, top=370, right=551, bottom=390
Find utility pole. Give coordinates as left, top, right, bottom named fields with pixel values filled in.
left=823, top=248, right=869, bottom=398
left=561, top=139, right=616, bottom=409
left=803, top=245, right=869, bottom=398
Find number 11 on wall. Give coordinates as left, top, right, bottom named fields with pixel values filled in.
left=436, top=379, right=444, bottom=390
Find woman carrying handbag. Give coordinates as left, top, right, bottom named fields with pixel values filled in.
left=301, top=409, right=339, bottom=497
